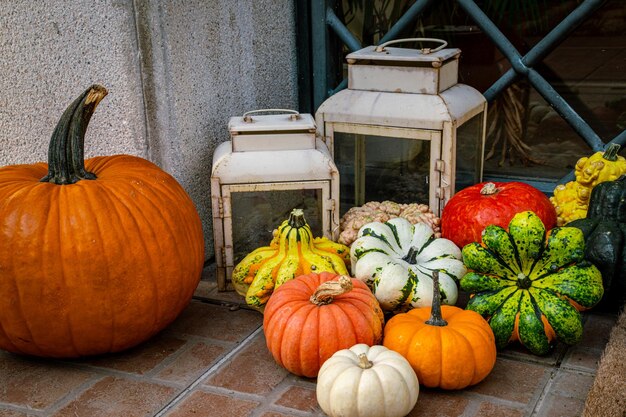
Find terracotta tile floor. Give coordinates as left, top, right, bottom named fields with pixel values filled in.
left=0, top=266, right=618, bottom=417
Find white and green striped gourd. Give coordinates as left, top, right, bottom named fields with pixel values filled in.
left=350, top=217, right=465, bottom=313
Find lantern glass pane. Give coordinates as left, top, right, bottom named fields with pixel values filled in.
left=230, top=189, right=323, bottom=264
left=456, top=111, right=484, bottom=191
left=334, top=132, right=430, bottom=215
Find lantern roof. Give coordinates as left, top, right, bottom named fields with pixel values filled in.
left=315, top=83, right=486, bottom=131
left=214, top=110, right=338, bottom=184
left=211, top=138, right=337, bottom=184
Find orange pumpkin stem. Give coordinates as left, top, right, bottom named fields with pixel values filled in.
left=41, top=85, right=108, bottom=185
left=425, top=271, right=448, bottom=327
left=310, top=275, right=353, bottom=305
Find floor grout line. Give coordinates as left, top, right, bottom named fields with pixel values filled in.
left=529, top=368, right=560, bottom=417
left=38, top=375, right=104, bottom=416
left=152, top=325, right=264, bottom=417
left=0, top=401, right=46, bottom=417
left=460, top=390, right=529, bottom=410
left=197, top=385, right=267, bottom=403
left=139, top=332, right=240, bottom=380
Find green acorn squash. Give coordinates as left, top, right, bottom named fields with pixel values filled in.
left=460, top=211, right=604, bottom=355
left=568, top=175, right=626, bottom=311
left=351, top=218, right=466, bottom=313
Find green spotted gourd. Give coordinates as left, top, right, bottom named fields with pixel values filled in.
left=568, top=175, right=626, bottom=311
left=460, top=211, right=604, bottom=355
left=350, top=217, right=466, bottom=313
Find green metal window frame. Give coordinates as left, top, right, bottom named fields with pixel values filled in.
left=296, top=0, right=626, bottom=187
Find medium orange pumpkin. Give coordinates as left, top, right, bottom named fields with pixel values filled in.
left=0, top=85, right=205, bottom=357
left=263, top=272, right=384, bottom=377
left=383, top=272, right=496, bottom=389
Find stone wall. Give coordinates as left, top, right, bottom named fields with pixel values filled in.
left=0, top=0, right=299, bottom=260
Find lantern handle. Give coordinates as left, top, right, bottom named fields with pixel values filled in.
left=242, top=109, right=301, bottom=123
left=375, top=38, right=448, bottom=54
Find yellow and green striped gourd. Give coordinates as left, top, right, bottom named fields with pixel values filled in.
left=232, top=209, right=349, bottom=309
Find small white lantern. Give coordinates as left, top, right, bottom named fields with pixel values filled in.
left=211, top=110, right=340, bottom=291
left=315, top=38, right=487, bottom=216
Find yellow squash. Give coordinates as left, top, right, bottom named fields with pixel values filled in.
left=551, top=144, right=626, bottom=225
left=232, top=209, right=350, bottom=308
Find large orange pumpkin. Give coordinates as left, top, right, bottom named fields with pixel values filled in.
left=383, top=272, right=496, bottom=389
left=0, top=85, right=205, bottom=357
left=263, top=272, right=384, bottom=377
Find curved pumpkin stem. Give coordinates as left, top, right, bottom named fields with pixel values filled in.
left=425, top=271, right=448, bottom=327
left=41, top=85, right=108, bottom=185
left=310, top=275, right=353, bottom=305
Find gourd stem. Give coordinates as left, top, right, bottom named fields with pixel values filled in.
left=425, top=271, right=448, bottom=327
left=516, top=273, right=532, bottom=289
left=480, top=182, right=498, bottom=195
left=402, top=246, right=419, bottom=264
left=288, top=208, right=307, bottom=229
left=602, top=143, right=621, bottom=162
left=310, top=276, right=353, bottom=305
left=357, top=353, right=373, bottom=369
left=41, top=85, right=108, bottom=185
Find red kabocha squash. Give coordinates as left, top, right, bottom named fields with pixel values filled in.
left=263, top=272, right=384, bottom=378
left=441, top=181, right=557, bottom=248
left=0, top=85, right=205, bottom=357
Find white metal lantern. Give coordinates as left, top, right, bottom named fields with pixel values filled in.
left=315, top=38, right=487, bottom=217
left=211, top=110, right=340, bottom=291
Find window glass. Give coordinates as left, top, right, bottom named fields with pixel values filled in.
left=334, top=131, right=431, bottom=215
left=230, top=189, right=322, bottom=263
left=456, top=112, right=484, bottom=191
left=338, top=0, right=626, bottom=186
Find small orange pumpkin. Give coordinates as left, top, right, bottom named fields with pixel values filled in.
left=383, top=272, right=496, bottom=389
left=0, top=85, right=204, bottom=357
left=263, top=272, right=384, bottom=378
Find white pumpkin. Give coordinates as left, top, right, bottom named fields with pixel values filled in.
left=316, top=344, right=419, bottom=417
left=350, top=217, right=465, bottom=312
